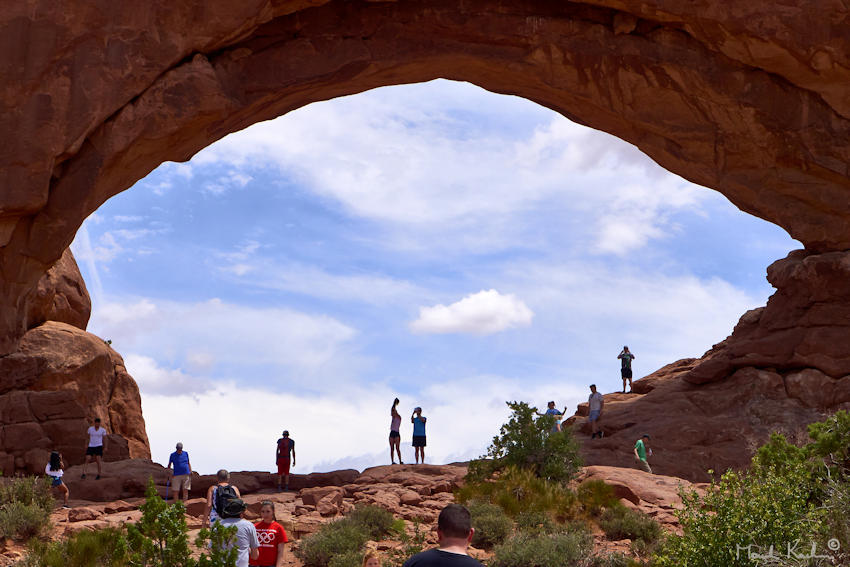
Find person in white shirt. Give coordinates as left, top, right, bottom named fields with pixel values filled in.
left=82, top=417, right=108, bottom=479
left=588, top=384, right=605, bottom=439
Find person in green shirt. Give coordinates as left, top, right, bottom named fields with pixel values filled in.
left=634, top=434, right=652, bottom=474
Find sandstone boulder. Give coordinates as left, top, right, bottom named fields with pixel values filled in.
left=23, top=248, right=91, bottom=332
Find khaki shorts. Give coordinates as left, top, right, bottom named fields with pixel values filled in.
left=172, top=474, right=192, bottom=491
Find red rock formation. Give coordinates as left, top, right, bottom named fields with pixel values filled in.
left=1, top=0, right=850, bottom=353
left=0, top=321, right=150, bottom=474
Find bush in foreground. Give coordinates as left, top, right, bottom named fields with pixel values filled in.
left=490, top=529, right=592, bottom=567
left=598, top=506, right=661, bottom=545
left=0, top=477, right=52, bottom=540
left=19, top=528, right=129, bottom=567
left=467, top=501, right=513, bottom=549
left=458, top=466, right=577, bottom=520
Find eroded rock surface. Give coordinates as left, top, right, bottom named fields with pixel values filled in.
left=0, top=322, right=150, bottom=474
left=1, top=0, right=850, bottom=353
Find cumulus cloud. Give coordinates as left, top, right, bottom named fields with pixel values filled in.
left=125, top=354, right=211, bottom=396
left=410, top=289, right=534, bottom=335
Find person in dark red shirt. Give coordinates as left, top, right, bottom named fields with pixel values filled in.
left=276, top=430, right=296, bottom=491
left=250, top=501, right=288, bottom=567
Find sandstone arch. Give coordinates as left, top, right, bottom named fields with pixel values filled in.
left=3, top=0, right=850, bottom=356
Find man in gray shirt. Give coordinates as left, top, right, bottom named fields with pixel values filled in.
left=219, top=499, right=259, bottom=567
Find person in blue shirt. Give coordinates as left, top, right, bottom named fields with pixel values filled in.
left=537, top=401, right=567, bottom=433
left=411, top=407, right=427, bottom=464
left=167, top=442, right=193, bottom=501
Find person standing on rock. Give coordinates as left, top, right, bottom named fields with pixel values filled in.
left=402, top=504, right=483, bottom=566
left=218, top=498, right=260, bottom=567
left=634, top=434, right=652, bottom=474
left=167, top=442, right=192, bottom=502
left=412, top=407, right=427, bottom=465
left=588, top=384, right=605, bottom=439
left=618, top=346, right=636, bottom=393
left=390, top=398, right=403, bottom=465
left=276, top=431, right=295, bottom=491
left=46, top=451, right=70, bottom=508
left=250, top=501, right=288, bottom=567
left=82, top=417, right=107, bottom=479
left=203, top=469, right=242, bottom=527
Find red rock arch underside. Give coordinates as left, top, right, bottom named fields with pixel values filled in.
left=2, top=0, right=850, bottom=480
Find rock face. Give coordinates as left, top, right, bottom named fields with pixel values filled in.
left=1, top=0, right=850, bottom=353
left=23, top=249, right=91, bottom=333
left=0, top=321, right=150, bottom=474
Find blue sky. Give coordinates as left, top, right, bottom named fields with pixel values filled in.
left=71, top=80, right=797, bottom=475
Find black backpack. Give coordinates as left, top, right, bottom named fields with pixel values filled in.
left=214, top=484, right=239, bottom=518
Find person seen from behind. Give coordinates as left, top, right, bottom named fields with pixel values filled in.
left=167, top=442, right=192, bottom=501
left=618, top=346, right=636, bottom=393
left=402, top=503, right=484, bottom=566
left=82, top=417, right=107, bottom=479
left=218, top=498, right=259, bottom=567
left=634, top=434, right=652, bottom=473
left=537, top=401, right=566, bottom=433
left=412, top=407, right=427, bottom=464
left=249, top=501, right=288, bottom=567
left=203, top=469, right=241, bottom=528
left=276, top=430, right=295, bottom=491
left=390, top=398, right=403, bottom=464
left=46, top=451, right=70, bottom=508
left=588, top=384, right=605, bottom=439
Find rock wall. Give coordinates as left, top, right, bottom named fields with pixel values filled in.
left=0, top=249, right=150, bottom=475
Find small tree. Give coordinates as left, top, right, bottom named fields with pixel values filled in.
left=471, top=401, right=582, bottom=483
left=126, top=479, right=194, bottom=567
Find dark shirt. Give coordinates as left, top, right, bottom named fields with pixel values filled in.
left=403, top=549, right=483, bottom=567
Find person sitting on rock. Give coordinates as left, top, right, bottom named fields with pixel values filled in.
left=276, top=431, right=296, bottom=491
left=403, top=504, right=483, bottom=566
left=618, top=346, right=636, bottom=393
left=203, top=469, right=241, bottom=527
left=412, top=407, right=427, bottom=465
left=634, top=434, right=653, bottom=474
left=46, top=451, right=70, bottom=509
left=81, top=417, right=108, bottom=480
left=390, top=398, right=403, bottom=465
left=536, top=401, right=567, bottom=433
left=218, top=498, right=259, bottom=567
left=167, top=442, right=192, bottom=502
left=250, top=500, right=288, bottom=567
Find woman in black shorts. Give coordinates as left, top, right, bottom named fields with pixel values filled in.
left=390, top=398, right=403, bottom=464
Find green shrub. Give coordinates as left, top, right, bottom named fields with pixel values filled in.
left=0, top=476, right=53, bottom=511
left=457, top=466, right=577, bottom=520
left=598, top=506, right=660, bottom=544
left=490, top=531, right=592, bottom=567
left=327, top=550, right=364, bottom=567
left=125, top=479, right=195, bottom=567
left=467, top=501, right=513, bottom=549
left=515, top=510, right=557, bottom=536
left=577, top=480, right=620, bottom=517
left=584, top=553, right=639, bottom=567
left=296, top=521, right=369, bottom=567
left=348, top=505, right=395, bottom=539
left=0, top=500, right=51, bottom=540
left=21, top=528, right=129, bottom=567
left=470, top=401, right=582, bottom=483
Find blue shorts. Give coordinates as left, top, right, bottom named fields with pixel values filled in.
left=589, top=409, right=601, bottom=422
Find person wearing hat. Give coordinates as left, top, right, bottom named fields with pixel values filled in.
left=634, top=434, right=652, bottom=473
left=218, top=498, right=260, bottom=567
left=275, top=430, right=295, bottom=491
left=167, top=442, right=192, bottom=501
left=411, top=407, right=427, bottom=465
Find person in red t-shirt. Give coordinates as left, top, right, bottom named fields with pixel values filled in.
left=250, top=501, right=288, bottom=567
left=276, top=430, right=295, bottom=491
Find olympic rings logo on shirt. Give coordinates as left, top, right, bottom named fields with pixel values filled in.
left=257, top=531, right=277, bottom=544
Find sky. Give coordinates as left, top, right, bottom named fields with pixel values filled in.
left=70, top=79, right=798, bottom=475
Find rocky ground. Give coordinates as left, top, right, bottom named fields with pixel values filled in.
left=0, top=461, right=699, bottom=566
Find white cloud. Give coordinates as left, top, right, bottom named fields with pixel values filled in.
left=410, top=289, right=534, bottom=335
left=88, top=297, right=365, bottom=384
left=141, top=375, right=588, bottom=475
left=124, top=354, right=211, bottom=396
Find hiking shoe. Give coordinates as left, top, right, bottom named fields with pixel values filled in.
left=62, top=505, right=70, bottom=509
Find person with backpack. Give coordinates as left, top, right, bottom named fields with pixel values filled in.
left=218, top=498, right=260, bottom=567
left=276, top=431, right=295, bottom=491
left=46, top=451, right=70, bottom=508
left=203, top=469, right=241, bottom=527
